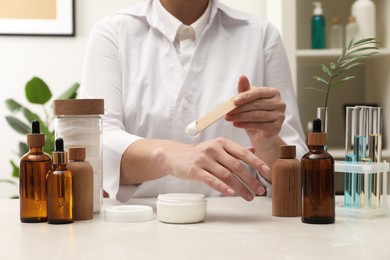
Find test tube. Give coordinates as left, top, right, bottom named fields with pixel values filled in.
left=367, top=107, right=383, bottom=208
left=344, top=106, right=355, bottom=208
left=344, top=106, right=368, bottom=208
left=356, top=106, right=369, bottom=207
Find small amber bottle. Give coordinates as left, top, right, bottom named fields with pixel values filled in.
left=272, top=145, right=301, bottom=217
left=301, top=118, right=335, bottom=224
left=67, top=147, right=94, bottom=221
left=19, top=120, right=51, bottom=223
left=47, top=138, right=73, bottom=224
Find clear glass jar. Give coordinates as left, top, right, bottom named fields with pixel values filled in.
left=53, top=99, right=104, bottom=213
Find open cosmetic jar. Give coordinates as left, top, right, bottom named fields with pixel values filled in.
left=157, top=193, right=207, bottom=224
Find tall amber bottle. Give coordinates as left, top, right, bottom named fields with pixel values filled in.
left=67, top=147, right=94, bottom=220
left=47, top=138, right=73, bottom=224
left=19, top=120, right=51, bottom=223
left=301, top=118, right=335, bottom=224
left=272, top=145, right=301, bottom=217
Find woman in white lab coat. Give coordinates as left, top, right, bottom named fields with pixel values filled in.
left=80, top=0, right=307, bottom=202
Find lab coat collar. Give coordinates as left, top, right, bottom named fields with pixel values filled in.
left=115, top=0, right=251, bottom=27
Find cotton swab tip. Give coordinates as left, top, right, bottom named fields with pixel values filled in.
left=185, top=121, right=198, bottom=136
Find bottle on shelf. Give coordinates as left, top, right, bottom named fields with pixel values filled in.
left=351, top=0, right=376, bottom=40
left=47, top=138, right=73, bottom=224
left=19, top=120, right=52, bottom=223
left=301, top=118, right=335, bottom=224
left=345, top=15, right=359, bottom=46
left=329, top=16, right=343, bottom=49
left=311, top=1, right=326, bottom=49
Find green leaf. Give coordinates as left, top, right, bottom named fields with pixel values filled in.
left=10, top=160, right=20, bottom=178
left=330, top=76, right=355, bottom=88
left=321, top=64, right=332, bottom=77
left=333, top=62, right=363, bottom=78
left=21, top=108, right=51, bottom=134
left=5, top=116, right=30, bottom=134
left=347, top=48, right=379, bottom=58
left=330, top=62, right=337, bottom=70
left=352, top=38, right=377, bottom=47
left=305, top=87, right=327, bottom=93
left=313, top=76, right=329, bottom=85
left=347, top=38, right=355, bottom=49
left=338, top=47, right=348, bottom=63
left=25, top=77, right=52, bottom=104
left=5, top=99, right=23, bottom=112
left=22, top=107, right=42, bottom=124
left=43, top=132, right=55, bottom=155
left=341, top=62, right=363, bottom=72
left=18, top=142, right=29, bottom=157
left=57, top=83, right=80, bottom=100
left=340, top=54, right=373, bottom=67
left=0, top=178, right=17, bottom=185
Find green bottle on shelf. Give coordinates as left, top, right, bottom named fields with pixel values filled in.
left=311, top=2, right=326, bottom=49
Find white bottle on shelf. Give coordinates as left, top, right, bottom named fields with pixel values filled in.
left=330, top=16, right=343, bottom=49
left=351, top=0, right=376, bottom=39
left=345, top=16, right=359, bottom=46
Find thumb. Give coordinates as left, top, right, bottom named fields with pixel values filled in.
left=237, top=75, right=251, bottom=94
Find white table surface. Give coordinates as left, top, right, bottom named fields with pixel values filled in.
left=1, top=196, right=389, bottom=260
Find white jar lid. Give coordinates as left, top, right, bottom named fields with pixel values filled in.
left=157, top=193, right=206, bottom=204
left=104, top=205, right=154, bottom=223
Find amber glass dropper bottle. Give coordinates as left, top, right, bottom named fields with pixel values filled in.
left=19, top=120, right=52, bottom=223
left=301, top=118, right=335, bottom=224
left=47, top=138, right=73, bottom=224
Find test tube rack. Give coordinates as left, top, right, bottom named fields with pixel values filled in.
left=335, top=160, right=389, bottom=218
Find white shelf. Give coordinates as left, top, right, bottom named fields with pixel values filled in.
left=297, top=48, right=390, bottom=60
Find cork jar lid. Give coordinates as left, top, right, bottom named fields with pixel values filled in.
left=53, top=99, right=104, bottom=115
left=279, top=145, right=296, bottom=159
left=69, top=147, right=86, bottom=161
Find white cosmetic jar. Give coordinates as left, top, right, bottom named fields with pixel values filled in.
left=157, top=193, right=207, bottom=224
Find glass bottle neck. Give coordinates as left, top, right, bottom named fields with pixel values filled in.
left=52, top=164, right=67, bottom=171
left=29, top=146, right=43, bottom=153
left=308, top=145, right=325, bottom=151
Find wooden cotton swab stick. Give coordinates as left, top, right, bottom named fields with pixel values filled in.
left=185, top=95, right=238, bottom=136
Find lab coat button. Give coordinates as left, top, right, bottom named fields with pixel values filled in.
left=182, top=99, right=189, bottom=109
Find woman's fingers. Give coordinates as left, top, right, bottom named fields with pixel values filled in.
left=174, top=138, right=267, bottom=201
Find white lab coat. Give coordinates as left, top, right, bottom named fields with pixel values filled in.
left=80, top=0, right=307, bottom=202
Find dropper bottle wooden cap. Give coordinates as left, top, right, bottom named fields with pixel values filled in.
left=69, top=147, right=86, bottom=161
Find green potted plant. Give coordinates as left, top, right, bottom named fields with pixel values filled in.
left=1, top=77, right=79, bottom=197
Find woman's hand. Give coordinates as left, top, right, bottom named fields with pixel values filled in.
left=165, top=137, right=268, bottom=201
left=225, top=75, right=286, bottom=149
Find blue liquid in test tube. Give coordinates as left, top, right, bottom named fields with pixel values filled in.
left=344, top=153, right=356, bottom=207
left=354, top=135, right=366, bottom=208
